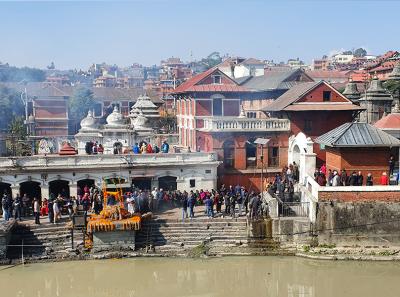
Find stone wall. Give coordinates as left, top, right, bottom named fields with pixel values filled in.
left=92, top=230, right=136, bottom=252
left=0, top=220, right=16, bottom=259
left=316, top=201, right=400, bottom=246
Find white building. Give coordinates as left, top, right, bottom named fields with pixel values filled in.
left=0, top=153, right=220, bottom=199
left=332, top=54, right=354, bottom=64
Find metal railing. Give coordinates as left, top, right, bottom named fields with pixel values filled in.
left=278, top=201, right=310, bottom=218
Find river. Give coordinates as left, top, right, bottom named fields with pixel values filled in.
left=1, top=256, right=399, bottom=297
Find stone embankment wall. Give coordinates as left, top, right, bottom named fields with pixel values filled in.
left=0, top=221, right=16, bottom=260
left=316, top=201, right=400, bottom=246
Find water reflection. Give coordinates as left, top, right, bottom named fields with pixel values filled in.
left=1, top=257, right=400, bottom=297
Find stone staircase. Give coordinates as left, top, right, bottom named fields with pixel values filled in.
left=135, top=217, right=290, bottom=256
left=7, top=220, right=75, bottom=261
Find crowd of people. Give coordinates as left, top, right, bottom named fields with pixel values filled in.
left=313, top=163, right=398, bottom=187
left=84, top=140, right=170, bottom=155
left=1, top=182, right=267, bottom=224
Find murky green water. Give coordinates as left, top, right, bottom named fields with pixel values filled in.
left=0, top=257, right=399, bottom=297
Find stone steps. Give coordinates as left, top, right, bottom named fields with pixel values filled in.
left=134, top=217, right=281, bottom=256
left=7, top=222, right=73, bottom=260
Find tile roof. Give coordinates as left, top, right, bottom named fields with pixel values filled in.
left=315, top=122, right=400, bottom=147
left=263, top=81, right=321, bottom=111
left=240, top=58, right=264, bottom=65
left=172, top=67, right=248, bottom=94
left=374, top=113, right=400, bottom=130
left=263, top=81, right=361, bottom=112
left=306, top=70, right=348, bottom=79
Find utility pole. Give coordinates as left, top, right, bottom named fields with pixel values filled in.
left=254, top=138, right=270, bottom=200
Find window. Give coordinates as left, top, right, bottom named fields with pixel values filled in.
left=190, top=179, right=196, bottom=188
left=268, top=147, right=279, bottom=167
left=223, top=140, right=235, bottom=168
left=247, top=112, right=257, bottom=118
left=323, top=91, right=331, bottom=101
left=212, top=75, right=222, bottom=84
left=245, top=140, right=257, bottom=168
left=213, top=98, right=223, bottom=116
left=205, top=169, right=211, bottom=174
left=304, top=120, right=312, bottom=132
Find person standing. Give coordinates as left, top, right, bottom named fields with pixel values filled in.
left=33, top=198, right=40, bottom=225
left=181, top=191, right=188, bottom=222
left=48, top=199, right=54, bottom=223
left=2, top=194, right=9, bottom=221
left=13, top=194, right=22, bottom=221
left=357, top=171, right=364, bottom=186
left=53, top=199, right=61, bottom=224
left=230, top=194, right=236, bottom=218
left=380, top=172, right=389, bottom=185
left=366, top=173, right=373, bottom=186
left=161, top=140, right=169, bottom=153
left=332, top=171, right=341, bottom=187
left=389, top=155, right=395, bottom=176
left=188, top=191, right=196, bottom=220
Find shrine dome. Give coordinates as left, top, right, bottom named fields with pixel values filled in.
left=106, top=106, right=126, bottom=127
left=80, top=110, right=98, bottom=131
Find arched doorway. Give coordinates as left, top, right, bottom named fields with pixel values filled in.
left=20, top=181, right=41, bottom=199
left=293, top=144, right=301, bottom=165
left=223, top=140, right=235, bottom=168
left=0, top=182, right=11, bottom=197
left=78, top=179, right=95, bottom=196
left=158, top=176, right=177, bottom=191
left=132, top=178, right=151, bottom=190
left=49, top=180, right=70, bottom=198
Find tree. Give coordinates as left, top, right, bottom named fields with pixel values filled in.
left=0, top=65, right=45, bottom=82
left=354, top=48, right=367, bottom=58
left=7, top=116, right=31, bottom=156
left=68, top=87, right=96, bottom=134
left=0, top=86, right=25, bottom=130
left=384, top=79, right=400, bottom=100
left=201, top=52, right=222, bottom=69
left=343, top=50, right=353, bottom=55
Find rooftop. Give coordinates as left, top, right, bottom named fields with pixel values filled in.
left=263, top=80, right=364, bottom=112
left=315, top=122, right=400, bottom=147
left=237, top=69, right=313, bottom=91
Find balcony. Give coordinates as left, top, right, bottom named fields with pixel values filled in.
left=199, top=117, right=290, bottom=132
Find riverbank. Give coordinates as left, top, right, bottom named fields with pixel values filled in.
left=3, top=242, right=400, bottom=265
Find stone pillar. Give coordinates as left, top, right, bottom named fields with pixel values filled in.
left=176, top=178, right=187, bottom=192
left=151, top=177, right=159, bottom=190
left=69, top=182, right=78, bottom=198
left=300, top=153, right=316, bottom=185
left=10, top=185, right=19, bottom=199
left=41, top=184, right=49, bottom=199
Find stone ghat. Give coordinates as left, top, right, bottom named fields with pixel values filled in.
left=134, top=218, right=290, bottom=257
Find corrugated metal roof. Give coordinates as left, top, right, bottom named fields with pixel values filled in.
left=315, top=122, right=400, bottom=147
left=237, top=69, right=312, bottom=90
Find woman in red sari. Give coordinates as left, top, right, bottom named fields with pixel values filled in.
left=40, top=198, right=48, bottom=216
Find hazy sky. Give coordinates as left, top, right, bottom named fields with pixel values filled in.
left=0, top=0, right=399, bottom=70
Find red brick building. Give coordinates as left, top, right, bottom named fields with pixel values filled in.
left=263, top=81, right=364, bottom=166
left=173, top=67, right=292, bottom=190
left=315, top=122, right=400, bottom=184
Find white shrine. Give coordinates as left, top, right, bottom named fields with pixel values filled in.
left=75, top=95, right=161, bottom=154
